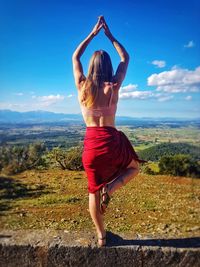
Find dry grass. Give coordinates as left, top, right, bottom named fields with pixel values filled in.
left=0, top=168, right=200, bottom=238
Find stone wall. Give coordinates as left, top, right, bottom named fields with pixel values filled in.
left=0, top=230, right=199, bottom=267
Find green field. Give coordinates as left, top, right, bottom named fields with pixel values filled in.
left=1, top=123, right=199, bottom=151
left=118, top=126, right=200, bottom=151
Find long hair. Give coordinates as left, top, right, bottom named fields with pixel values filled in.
left=80, top=50, right=114, bottom=107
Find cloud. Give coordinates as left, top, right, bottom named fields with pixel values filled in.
left=185, top=95, right=192, bottom=101
left=156, top=95, right=174, bottom=102
left=119, top=85, right=174, bottom=102
left=14, top=92, right=24, bottom=96
left=147, top=66, right=200, bottom=93
left=66, top=94, right=73, bottom=98
left=151, top=60, right=166, bottom=68
left=0, top=102, right=26, bottom=109
left=119, top=90, right=153, bottom=99
left=120, top=83, right=138, bottom=92
left=32, top=94, right=65, bottom=107
left=184, top=40, right=195, bottom=48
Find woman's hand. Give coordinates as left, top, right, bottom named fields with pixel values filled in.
left=101, top=17, right=113, bottom=39
left=91, top=16, right=104, bottom=36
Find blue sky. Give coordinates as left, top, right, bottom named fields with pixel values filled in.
left=0, top=0, right=200, bottom=118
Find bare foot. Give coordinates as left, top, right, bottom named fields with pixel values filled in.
left=98, top=235, right=106, bottom=247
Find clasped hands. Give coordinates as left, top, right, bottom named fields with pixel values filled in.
left=91, top=16, right=111, bottom=37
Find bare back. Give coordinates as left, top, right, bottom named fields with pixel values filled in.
left=78, top=82, right=119, bottom=127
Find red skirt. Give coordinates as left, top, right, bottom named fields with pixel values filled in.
left=82, top=126, right=146, bottom=193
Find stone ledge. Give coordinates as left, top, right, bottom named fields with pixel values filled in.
left=0, top=230, right=200, bottom=267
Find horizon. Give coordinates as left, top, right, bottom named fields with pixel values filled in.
left=0, top=109, right=200, bottom=121
left=0, top=0, right=200, bottom=118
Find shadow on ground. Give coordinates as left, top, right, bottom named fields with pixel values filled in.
left=0, top=176, right=48, bottom=214
left=106, top=231, right=200, bottom=248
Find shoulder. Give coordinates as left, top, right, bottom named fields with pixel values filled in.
left=77, top=78, right=86, bottom=91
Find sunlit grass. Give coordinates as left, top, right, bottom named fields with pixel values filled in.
left=0, top=168, right=200, bottom=237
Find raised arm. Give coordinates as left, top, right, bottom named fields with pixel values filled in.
left=101, top=17, right=129, bottom=89
left=72, top=17, right=103, bottom=90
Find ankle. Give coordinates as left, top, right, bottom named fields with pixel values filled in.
left=97, top=231, right=106, bottom=239
left=98, top=237, right=106, bottom=247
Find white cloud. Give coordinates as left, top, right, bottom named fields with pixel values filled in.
left=0, top=102, right=26, bottom=109
left=120, top=83, right=138, bottom=92
left=67, top=94, right=73, bottom=98
left=148, top=66, right=200, bottom=93
left=119, top=87, right=174, bottom=102
left=14, top=92, right=24, bottom=96
left=185, top=95, right=192, bottom=101
left=32, top=94, right=65, bottom=107
left=119, top=90, right=153, bottom=99
left=120, top=83, right=151, bottom=100
left=151, top=60, right=166, bottom=68
left=156, top=95, right=174, bottom=102
left=184, top=40, right=195, bottom=48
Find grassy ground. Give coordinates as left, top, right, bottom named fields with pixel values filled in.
left=0, top=168, right=200, bottom=238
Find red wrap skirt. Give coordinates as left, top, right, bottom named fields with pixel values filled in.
left=82, top=126, right=146, bottom=193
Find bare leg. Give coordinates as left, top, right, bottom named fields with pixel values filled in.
left=89, top=192, right=106, bottom=246
left=107, top=159, right=140, bottom=196
left=88, top=159, right=139, bottom=246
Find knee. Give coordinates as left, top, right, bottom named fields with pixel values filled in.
left=135, top=164, right=140, bottom=176
left=135, top=168, right=139, bottom=177
left=129, top=163, right=140, bottom=178
left=89, top=192, right=100, bottom=211
left=130, top=165, right=140, bottom=176
left=128, top=160, right=140, bottom=175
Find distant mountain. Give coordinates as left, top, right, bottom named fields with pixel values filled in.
left=0, top=109, right=199, bottom=125
left=0, top=110, right=83, bottom=123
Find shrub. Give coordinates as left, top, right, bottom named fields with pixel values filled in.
left=158, top=154, right=200, bottom=178
left=142, top=165, right=156, bottom=175
left=0, top=143, right=46, bottom=175
left=48, top=146, right=83, bottom=171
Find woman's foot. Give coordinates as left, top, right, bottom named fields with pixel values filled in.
left=97, top=235, right=106, bottom=247
left=99, top=184, right=111, bottom=214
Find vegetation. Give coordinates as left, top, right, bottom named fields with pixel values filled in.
left=0, top=168, right=199, bottom=237
left=0, top=122, right=200, bottom=237
left=0, top=143, right=46, bottom=175
left=1, top=141, right=199, bottom=179
left=159, top=154, right=200, bottom=178
left=0, top=143, right=84, bottom=175
left=138, top=142, right=200, bottom=161
left=48, top=146, right=83, bottom=171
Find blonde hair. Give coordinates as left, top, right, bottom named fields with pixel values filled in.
left=80, top=50, right=113, bottom=108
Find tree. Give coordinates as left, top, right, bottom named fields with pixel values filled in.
left=0, top=143, right=46, bottom=174
left=48, top=146, right=83, bottom=171
left=159, top=154, right=200, bottom=178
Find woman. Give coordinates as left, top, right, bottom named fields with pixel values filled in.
left=72, top=16, right=145, bottom=247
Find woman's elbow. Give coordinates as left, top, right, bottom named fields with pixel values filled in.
left=122, top=53, right=130, bottom=63
left=125, top=51, right=130, bottom=61
left=72, top=53, right=76, bottom=61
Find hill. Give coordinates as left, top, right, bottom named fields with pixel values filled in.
left=0, top=109, right=83, bottom=123
left=138, top=142, right=200, bottom=161
left=0, top=168, right=199, bottom=238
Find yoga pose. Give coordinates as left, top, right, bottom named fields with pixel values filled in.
left=72, top=16, right=145, bottom=247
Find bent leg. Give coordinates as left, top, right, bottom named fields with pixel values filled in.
left=108, top=159, right=140, bottom=196
left=89, top=192, right=106, bottom=246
